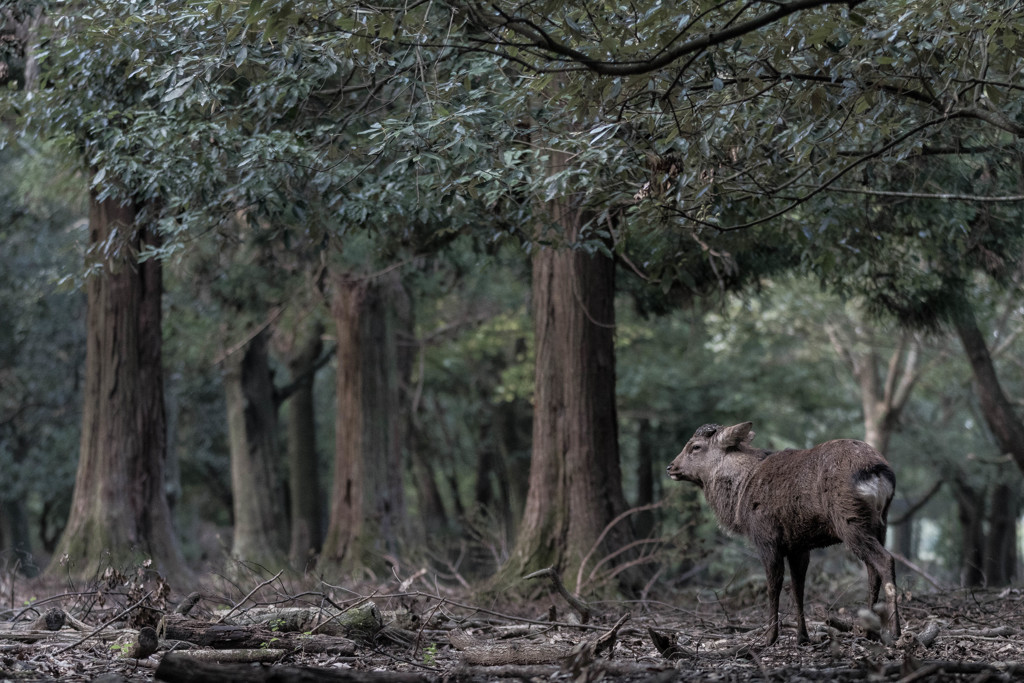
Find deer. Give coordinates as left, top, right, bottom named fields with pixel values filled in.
left=666, top=421, right=901, bottom=646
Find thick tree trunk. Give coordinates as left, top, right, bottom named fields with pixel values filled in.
left=953, top=305, right=1024, bottom=476
left=224, top=328, right=288, bottom=569
left=502, top=191, right=633, bottom=592
left=321, top=270, right=409, bottom=573
left=48, top=195, right=188, bottom=584
left=283, top=320, right=325, bottom=570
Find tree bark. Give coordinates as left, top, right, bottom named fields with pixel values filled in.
left=282, top=319, right=325, bottom=570
left=224, top=328, right=288, bottom=569
left=952, top=478, right=985, bottom=587
left=984, top=482, right=1018, bottom=586
left=952, top=304, right=1024, bottom=475
left=156, top=652, right=426, bottom=683
left=826, top=324, right=920, bottom=455
left=48, top=194, right=188, bottom=584
left=634, top=418, right=656, bottom=539
left=409, top=426, right=450, bottom=537
left=321, top=270, right=409, bottom=572
left=0, top=436, right=38, bottom=576
left=502, top=180, right=634, bottom=591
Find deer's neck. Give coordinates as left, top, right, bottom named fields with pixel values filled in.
left=704, top=453, right=759, bottom=535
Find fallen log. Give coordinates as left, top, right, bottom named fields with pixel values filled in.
left=163, top=648, right=289, bottom=663
left=161, top=614, right=356, bottom=655
left=225, top=603, right=383, bottom=640
left=155, top=652, right=433, bottom=683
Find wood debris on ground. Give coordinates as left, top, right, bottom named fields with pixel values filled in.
left=2, top=572, right=1024, bottom=682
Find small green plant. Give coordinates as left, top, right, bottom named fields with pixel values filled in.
left=423, top=642, right=438, bottom=666
left=110, top=642, right=132, bottom=655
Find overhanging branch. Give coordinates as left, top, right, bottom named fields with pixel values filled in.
left=473, top=0, right=863, bottom=76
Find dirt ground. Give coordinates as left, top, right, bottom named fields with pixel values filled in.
left=2, top=566, right=1024, bottom=682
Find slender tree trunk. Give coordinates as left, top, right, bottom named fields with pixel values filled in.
left=502, top=185, right=633, bottom=592
left=224, top=328, right=288, bottom=569
left=826, top=325, right=920, bottom=455
left=889, top=500, right=914, bottom=561
left=984, top=482, right=1018, bottom=586
left=409, top=428, right=449, bottom=534
left=634, top=419, right=656, bottom=539
left=489, top=402, right=518, bottom=542
left=953, top=479, right=985, bottom=587
left=953, top=305, right=1024, bottom=475
left=0, top=498, right=35, bottom=576
left=283, top=320, right=325, bottom=571
left=321, top=270, right=409, bottom=573
left=48, top=195, right=188, bottom=584
left=1, top=436, right=37, bottom=576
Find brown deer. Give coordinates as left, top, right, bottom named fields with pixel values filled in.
left=667, top=422, right=900, bottom=645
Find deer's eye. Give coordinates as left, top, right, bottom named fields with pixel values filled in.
left=691, top=444, right=702, bottom=453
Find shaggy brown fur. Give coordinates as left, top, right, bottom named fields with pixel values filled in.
left=667, top=421, right=901, bottom=645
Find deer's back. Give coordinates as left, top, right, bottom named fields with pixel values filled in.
left=741, top=440, right=893, bottom=551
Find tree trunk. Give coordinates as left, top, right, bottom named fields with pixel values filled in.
left=282, top=320, right=325, bottom=570
left=634, top=419, right=656, bottom=539
left=889, top=500, right=914, bottom=561
left=984, top=482, right=1018, bottom=586
left=224, top=328, right=288, bottom=569
left=0, top=498, right=35, bottom=576
left=953, top=304, right=1024, bottom=475
left=826, top=325, right=920, bottom=455
left=408, top=427, right=449, bottom=535
left=48, top=195, right=189, bottom=584
left=321, top=270, right=409, bottom=573
left=953, top=479, right=985, bottom=587
left=501, top=190, right=633, bottom=592
left=1, top=435, right=38, bottom=576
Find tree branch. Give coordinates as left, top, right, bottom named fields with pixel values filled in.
left=478, top=0, right=862, bottom=76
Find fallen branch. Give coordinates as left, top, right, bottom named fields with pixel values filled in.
left=891, top=552, right=947, bottom=591
left=450, top=614, right=630, bottom=666
left=165, top=648, right=289, bottom=663
left=914, top=620, right=940, bottom=648
left=524, top=568, right=590, bottom=623
left=155, top=652, right=433, bottom=682
left=215, top=570, right=284, bottom=624
left=449, top=629, right=568, bottom=665
left=55, top=590, right=155, bottom=654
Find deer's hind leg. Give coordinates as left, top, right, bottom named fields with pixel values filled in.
left=787, top=549, right=811, bottom=644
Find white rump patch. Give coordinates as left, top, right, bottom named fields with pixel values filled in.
left=856, top=475, right=894, bottom=517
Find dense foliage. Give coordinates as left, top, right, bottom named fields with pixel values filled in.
left=1, top=0, right=1022, bottom=587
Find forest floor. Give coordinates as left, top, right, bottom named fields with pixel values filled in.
left=2, top=564, right=1024, bottom=682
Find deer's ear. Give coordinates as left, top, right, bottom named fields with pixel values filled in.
left=718, top=422, right=754, bottom=447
